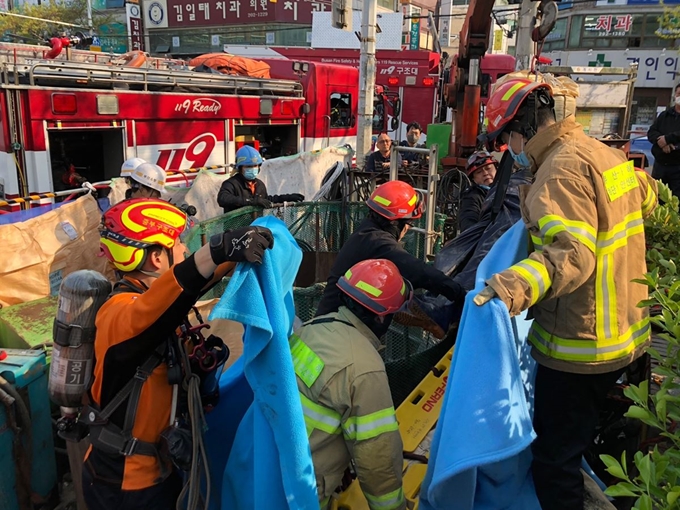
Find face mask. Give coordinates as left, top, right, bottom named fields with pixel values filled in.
left=675, top=96, right=680, bottom=106
left=508, top=133, right=531, bottom=169
left=243, top=167, right=259, bottom=180
left=407, top=133, right=419, bottom=145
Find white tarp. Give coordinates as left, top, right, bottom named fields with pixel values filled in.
left=259, top=146, right=352, bottom=200
left=108, top=146, right=352, bottom=222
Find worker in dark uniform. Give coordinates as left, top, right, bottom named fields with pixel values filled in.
left=648, top=83, right=680, bottom=197
left=84, top=198, right=273, bottom=510
left=365, top=132, right=402, bottom=173
left=459, top=151, right=498, bottom=232
left=217, top=145, right=304, bottom=213
left=315, top=180, right=465, bottom=317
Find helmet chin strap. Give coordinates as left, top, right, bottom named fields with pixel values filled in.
left=136, top=247, right=173, bottom=279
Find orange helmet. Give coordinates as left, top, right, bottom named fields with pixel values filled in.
left=337, top=259, right=413, bottom=316
left=367, top=181, right=423, bottom=220
left=484, top=79, right=552, bottom=149
left=100, top=199, right=189, bottom=272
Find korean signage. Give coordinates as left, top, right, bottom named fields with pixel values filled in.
left=544, top=49, right=679, bottom=88
left=126, top=1, right=145, bottom=51
left=409, top=18, right=420, bottom=50
left=150, top=0, right=331, bottom=28
left=584, top=14, right=636, bottom=37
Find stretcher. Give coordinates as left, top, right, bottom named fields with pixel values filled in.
left=330, top=349, right=453, bottom=510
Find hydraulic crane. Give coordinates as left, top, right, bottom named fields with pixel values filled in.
left=440, top=0, right=559, bottom=170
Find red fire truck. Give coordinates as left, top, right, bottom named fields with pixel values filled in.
left=0, top=42, right=378, bottom=205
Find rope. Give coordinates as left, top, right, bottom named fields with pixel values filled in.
left=176, top=343, right=211, bottom=510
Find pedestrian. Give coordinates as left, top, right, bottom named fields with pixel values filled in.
left=365, top=133, right=402, bottom=173
left=648, top=83, right=680, bottom=197
left=315, top=180, right=465, bottom=317
left=83, top=198, right=273, bottom=510
left=296, top=258, right=408, bottom=510
left=399, top=121, right=424, bottom=166
left=217, top=145, right=304, bottom=213
left=474, top=78, right=658, bottom=510
left=459, top=151, right=498, bottom=232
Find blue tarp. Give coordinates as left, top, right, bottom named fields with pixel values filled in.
left=206, top=216, right=318, bottom=510
left=420, top=220, right=540, bottom=510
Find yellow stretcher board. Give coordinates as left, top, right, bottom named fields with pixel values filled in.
left=330, top=348, right=453, bottom=510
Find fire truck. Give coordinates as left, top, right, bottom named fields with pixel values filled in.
left=0, top=42, right=384, bottom=205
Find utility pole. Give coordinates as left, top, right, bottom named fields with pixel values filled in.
left=514, top=0, right=537, bottom=71
left=86, top=0, right=93, bottom=34
left=356, top=0, right=377, bottom=169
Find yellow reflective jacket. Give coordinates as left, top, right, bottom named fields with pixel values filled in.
left=291, top=306, right=405, bottom=510
left=487, top=116, right=658, bottom=374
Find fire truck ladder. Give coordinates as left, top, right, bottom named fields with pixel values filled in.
left=0, top=58, right=304, bottom=97
left=389, top=144, right=440, bottom=260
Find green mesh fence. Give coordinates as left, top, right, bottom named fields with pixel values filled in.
left=187, top=202, right=452, bottom=405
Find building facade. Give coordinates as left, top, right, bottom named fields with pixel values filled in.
left=543, top=0, right=679, bottom=132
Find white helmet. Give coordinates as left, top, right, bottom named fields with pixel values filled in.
left=130, top=163, right=166, bottom=193
left=121, top=157, right=146, bottom=177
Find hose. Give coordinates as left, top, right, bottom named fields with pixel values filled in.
left=0, top=375, right=33, bottom=505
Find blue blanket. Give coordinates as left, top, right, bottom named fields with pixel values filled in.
left=419, top=220, right=541, bottom=510
left=207, top=216, right=318, bottom=510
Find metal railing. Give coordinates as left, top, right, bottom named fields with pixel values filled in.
left=1, top=59, right=304, bottom=97
left=390, top=144, right=439, bottom=259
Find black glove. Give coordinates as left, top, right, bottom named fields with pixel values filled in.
left=209, top=226, right=274, bottom=265
left=247, top=197, right=272, bottom=208
left=439, top=278, right=466, bottom=303
left=288, top=193, right=305, bottom=202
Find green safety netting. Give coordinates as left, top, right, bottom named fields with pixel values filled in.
left=186, top=202, right=452, bottom=405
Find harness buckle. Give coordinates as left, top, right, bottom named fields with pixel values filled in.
left=121, top=437, right=139, bottom=456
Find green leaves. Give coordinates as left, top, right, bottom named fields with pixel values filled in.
left=607, top=181, right=680, bottom=509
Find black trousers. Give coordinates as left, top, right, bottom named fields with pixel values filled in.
left=652, top=162, right=680, bottom=199
left=531, top=363, right=625, bottom=510
left=82, top=464, right=181, bottom=510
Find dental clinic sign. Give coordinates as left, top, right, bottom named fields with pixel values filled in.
left=544, top=48, right=679, bottom=88
left=585, top=14, right=635, bottom=37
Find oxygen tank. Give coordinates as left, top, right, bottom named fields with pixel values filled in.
left=49, top=270, right=112, bottom=409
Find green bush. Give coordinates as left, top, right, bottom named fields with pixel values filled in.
left=600, top=182, right=680, bottom=509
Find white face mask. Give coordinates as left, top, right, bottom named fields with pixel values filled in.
left=675, top=96, right=680, bottom=106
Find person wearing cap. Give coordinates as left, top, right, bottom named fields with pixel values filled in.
left=294, top=258, right=409, bottom=510
left=315, top=180, right=465, bottom=317
left=459, top=151, right=498, bottom=232
left=473, top=78, right=658, bottom=509
left=217, top=145, right=304, bottom=213
left=85, top=198, right=274, bottom=510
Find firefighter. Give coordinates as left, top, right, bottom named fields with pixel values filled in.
left=217, top=145, right=304, bottom=213
left=459, top=151, right=498, bottom=232
left=315, top=180, right=465, bottom=317
left=84, top=198, right=273, bottom=510
left=473, top=78, right=658, bottom=510
left=295, top=258, right=408, bottom=510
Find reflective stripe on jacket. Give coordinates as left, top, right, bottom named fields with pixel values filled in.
left=487, top=116, right=658, bottom=374
left=291, top=306, right=405, bottom=510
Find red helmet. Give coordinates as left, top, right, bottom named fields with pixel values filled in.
left=337, top=259, right=413, bottom=316
left=100, top=198, right=189, bottom=272
left=367, top=181, right=423, bottom=220
left=484, top=79, right=552, bottom=149
left=466, top=151, right=498, bottom=177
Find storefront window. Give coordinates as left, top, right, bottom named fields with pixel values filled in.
left=545, top=18, right=567, bottom=50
